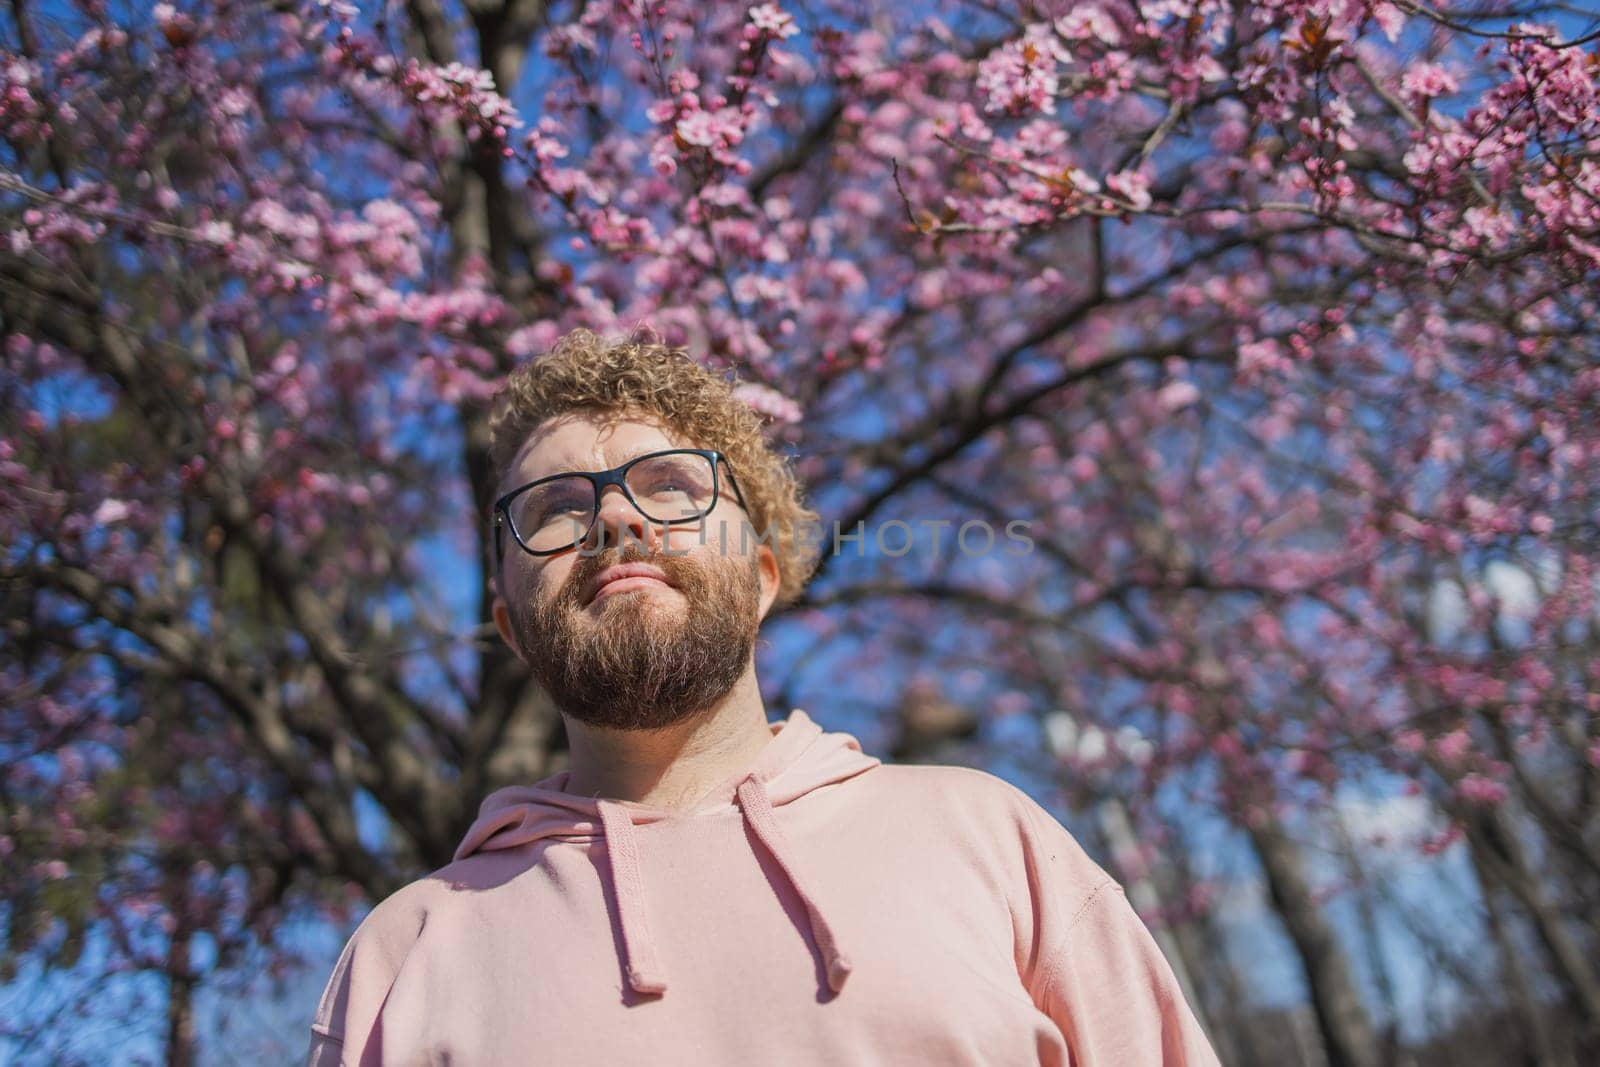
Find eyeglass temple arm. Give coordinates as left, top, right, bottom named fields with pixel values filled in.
left=721, top=459, right=748, bottom=508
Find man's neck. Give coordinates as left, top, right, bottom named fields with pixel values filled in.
left=560, top=671, right=775, bottom=810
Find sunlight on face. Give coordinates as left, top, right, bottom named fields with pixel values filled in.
left=489, top=410, right=780, bottom=729
left=498, top=412, right=736, bottom=612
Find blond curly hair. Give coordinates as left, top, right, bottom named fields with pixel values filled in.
left=487, top=328, right=819, bottom=607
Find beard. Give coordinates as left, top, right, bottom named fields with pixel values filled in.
left=508, top=536, right=763, bottom=731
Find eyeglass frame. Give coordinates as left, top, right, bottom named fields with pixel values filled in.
left=492, top=447, right=749, bottom=561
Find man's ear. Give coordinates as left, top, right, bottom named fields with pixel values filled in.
left=756, top=544, right=781, bottom=621
left=491, top=590, right=527, bottom=664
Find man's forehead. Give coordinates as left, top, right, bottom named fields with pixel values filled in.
left=505, top=412, right=692, bottom=485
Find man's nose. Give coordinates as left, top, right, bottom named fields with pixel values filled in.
left=586, top=483, right=658, bottom=553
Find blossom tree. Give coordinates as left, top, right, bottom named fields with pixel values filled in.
left=3, top=0, right=1597, bottom=1062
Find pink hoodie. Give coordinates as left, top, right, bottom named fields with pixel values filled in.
left=306, top=710, right=1219, bottom=1066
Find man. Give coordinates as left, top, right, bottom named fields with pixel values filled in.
left=306, top=329, right=1220, bottom=1066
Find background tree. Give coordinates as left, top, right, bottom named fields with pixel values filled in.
left=2, top=1, right=1597, bottom=1063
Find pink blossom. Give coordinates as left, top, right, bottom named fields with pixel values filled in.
left=1054, top=7, right=1122, bottom=46
left=1401, top=62, right=1458, bottom=100
left=1373, top=2, right=1406, bottom=43
left=1433, top=729, right=1473, bottom=765
left=1, top=58, right=50, bottom=141
left=674, top=106, right=745, bottom=163
left=1456, top=773, right=1509, bottom=806
left=1105, top=169, right=1153, bottom=211
left=733, top=382, right=803, bottom=424
left=398, top=60, right=521, bottom=140
left=1237, top=338, right=1286, bottom=376
left=976, top=26, right=1065, bottom=115
left=747, top=4, right=799, bottom=40
left=92, top=499, right=131, bottom=525
left=1420, top=826, right=1464, bottom=856
left=506, top=321, right=561, bottom=358
left=1157, top=380, right=1200, bottom=411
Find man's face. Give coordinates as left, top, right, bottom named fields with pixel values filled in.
left=490, top=411, right=780, bottom=731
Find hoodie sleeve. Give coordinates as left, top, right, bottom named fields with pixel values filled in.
left=304, top=889, right=427, bottom=1067
left=1012, top=789, right=1220, bottom=1067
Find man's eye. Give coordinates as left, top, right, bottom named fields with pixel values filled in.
left=524, top=493, right=587, bottom=525
left=543, top=502, right=588, bottom=520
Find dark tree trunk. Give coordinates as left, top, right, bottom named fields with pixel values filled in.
left=1248, top=814, right=1379, bottom=1067
left=165, top=922, right=195, bottom=1067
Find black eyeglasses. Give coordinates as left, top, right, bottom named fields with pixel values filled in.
left=493, top=448, right=747, bottom=559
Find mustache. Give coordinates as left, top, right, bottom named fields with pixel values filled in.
left=563, top=542, right=690, bottom=605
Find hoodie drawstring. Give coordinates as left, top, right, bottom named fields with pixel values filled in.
left=597, top=802, right=669, bottom=996
left=595, top=775, right=854, bottom=998
left=737, top=775, right=855, bottom=994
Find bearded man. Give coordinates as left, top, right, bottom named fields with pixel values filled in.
left=305, top=329, right=1219, bottom=1066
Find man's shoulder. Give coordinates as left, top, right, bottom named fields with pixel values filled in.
left=853, top=762, right=1108, bottom=883
left=311, top=856, right=506, bottom=1042
left=860, top=760, right=1049, bottom=813
left=324, top=873, right=436, bottom=975
left=336, top=849, right=512, bottom=954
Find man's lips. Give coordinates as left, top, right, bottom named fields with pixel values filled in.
left=585, top=563, right=673, bottom=605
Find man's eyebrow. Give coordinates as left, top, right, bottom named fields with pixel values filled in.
left=518, top=448, right=670, bottom=484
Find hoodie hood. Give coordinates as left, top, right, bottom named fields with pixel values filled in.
left=452, top=709, right=881, bottom=997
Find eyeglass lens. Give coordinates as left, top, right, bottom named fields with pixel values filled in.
left=508, top=452, right=719, bottom=552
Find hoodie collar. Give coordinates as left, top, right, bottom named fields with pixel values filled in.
left=452, top=709, right=881, bottom=997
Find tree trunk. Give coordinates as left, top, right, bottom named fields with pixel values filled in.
left=1480, top=879, right=1569, bottom=1067
left=1168, top=854, right=1265, bottom=1067
left=165, top=921, right=195, bottom=1067
left=1247, top=814, right=1379, bottom=1067
left=1465, top=805, right=1600, bottom=1031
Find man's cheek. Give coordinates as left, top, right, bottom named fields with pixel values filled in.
left=534, top=564, right=573, bottom=602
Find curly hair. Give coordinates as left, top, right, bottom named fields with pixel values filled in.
left=486, top=328, right=820, bottom=607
